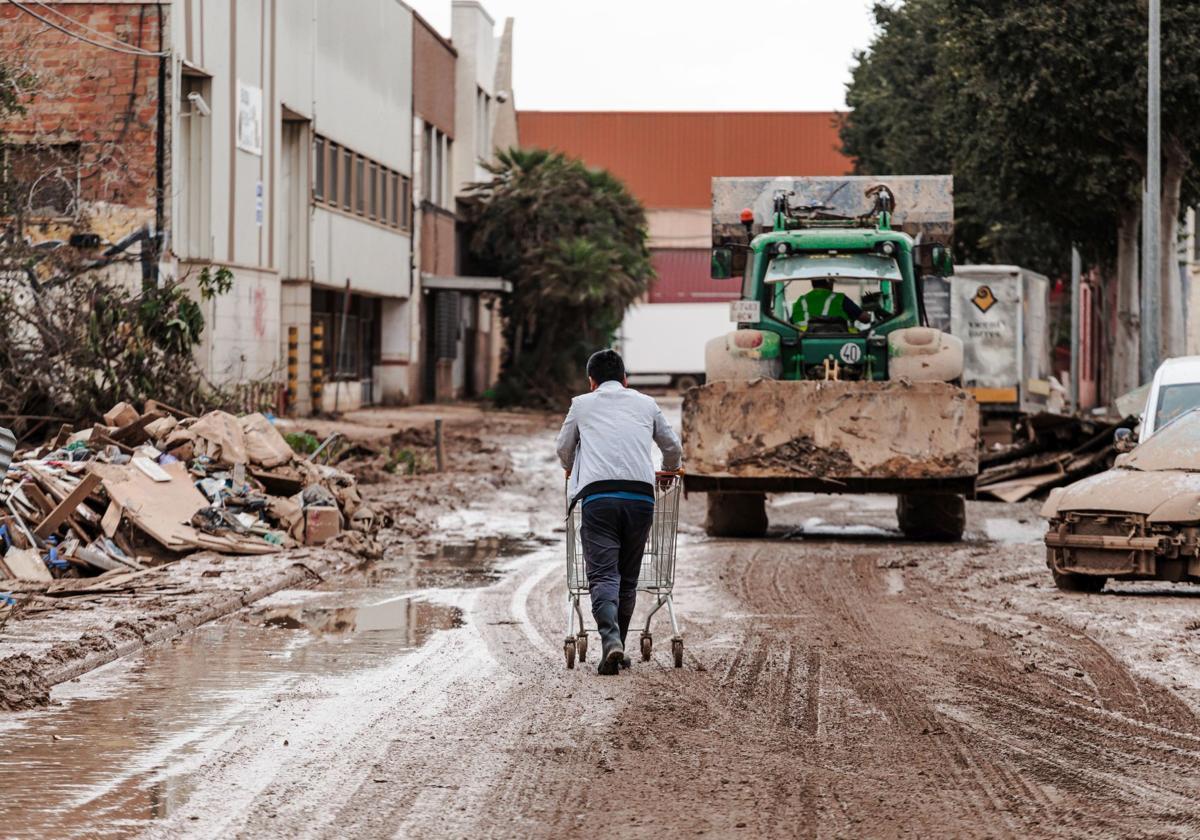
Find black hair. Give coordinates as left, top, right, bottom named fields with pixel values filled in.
left=587, top=349, right=625, bottom=385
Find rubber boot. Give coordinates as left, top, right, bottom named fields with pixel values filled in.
left=618, top=595, right=635, bottom=669
left=594, top=601, right=624, bottom=676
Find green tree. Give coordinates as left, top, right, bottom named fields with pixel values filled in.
left=466, top=148, right=653, bottom=407
left=842, top=0, right=1200, bottom=396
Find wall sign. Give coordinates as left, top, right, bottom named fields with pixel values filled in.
left=237, top=81, right=263, bottom=155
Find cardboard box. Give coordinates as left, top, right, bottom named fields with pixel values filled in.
left=303, top=506, right=341, bottom=546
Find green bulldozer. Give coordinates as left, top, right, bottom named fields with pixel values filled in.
left=683, top=176, right=979, bottom=540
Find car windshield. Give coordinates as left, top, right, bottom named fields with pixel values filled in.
left=1122, top=408, right=1200, bottom=471
left=1153, top=382, right=1200, bottom=433
left=764, top=253, right=902, bottom=325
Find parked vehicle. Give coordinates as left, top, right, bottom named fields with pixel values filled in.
left=1043, top=408, right=1200, bottom=591
left=1138, top=356, right=1200, bottom=442
left=618, top=302, right=732, bottom=391
left=684, top=176, right=978, bottom=540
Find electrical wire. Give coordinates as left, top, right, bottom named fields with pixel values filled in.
left=6, top=0, right=168, bottom=57
left=28, top=0, right=163, bottom=54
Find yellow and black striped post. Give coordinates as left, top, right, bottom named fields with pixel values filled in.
left=311, top=322, right=325, bottom=410
left=286, top=326, right=299, bottom=413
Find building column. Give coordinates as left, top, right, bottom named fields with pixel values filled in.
left=379, top=297, right=412, bottom=404
left=280, top=279, right=313, bottom=415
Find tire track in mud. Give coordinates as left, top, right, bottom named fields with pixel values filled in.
left=724, top=539, right=1200, bottom=837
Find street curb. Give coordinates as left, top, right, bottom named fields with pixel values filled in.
left=40, top=551, right=352, bottom=689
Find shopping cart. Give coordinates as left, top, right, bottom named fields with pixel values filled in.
left=563, top=471, right=684, bottom=670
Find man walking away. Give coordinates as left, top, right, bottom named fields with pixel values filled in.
left=556, top=350, right=682, bottom=675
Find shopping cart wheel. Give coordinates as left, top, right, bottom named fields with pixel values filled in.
left=640, top=634, right=653, bottom=662
left=672, top=639, right=684, bottom=669
left=576, top=633, right=588, bottom=662
left=564, top=639, right=576, bottom=670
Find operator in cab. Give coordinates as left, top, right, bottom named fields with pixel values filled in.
left=792, top=278, right=872, bottom=332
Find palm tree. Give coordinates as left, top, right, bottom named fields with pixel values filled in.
left=467, top=148, right=653, bottom=407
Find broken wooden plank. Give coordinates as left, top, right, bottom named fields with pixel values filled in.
left=20, top=482, right=56, bottom=519
left=144, top=399, right=194, bottom=421
left=132, top=456, right=171, bottom=483
left=110, top=411, right=165, bottom=446
left=1, top=547, right=52, bottom=581
left=101, top=501, right=122, bottom=538
left=51, top=423, right=73, bottom=449
left=34, top=472, right=101, bottom=540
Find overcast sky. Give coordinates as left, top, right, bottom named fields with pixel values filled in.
left=404, top=0, right=879, bottom=112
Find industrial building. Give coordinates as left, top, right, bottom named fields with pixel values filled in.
left=1, top=0, right=515, bottom=413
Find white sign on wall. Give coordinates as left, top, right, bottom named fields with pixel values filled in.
left=237, top=81, right=262, bottom=156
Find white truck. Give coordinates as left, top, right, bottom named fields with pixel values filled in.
left=617, top=302, right=733, bottom=391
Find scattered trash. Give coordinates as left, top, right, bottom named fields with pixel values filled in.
left=975, top=412, right=1130, bottom=503
left=0, top=402, right=374, bottom=585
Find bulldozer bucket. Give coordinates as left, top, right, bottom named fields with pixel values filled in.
left=682, top=379, right=979, bottom=494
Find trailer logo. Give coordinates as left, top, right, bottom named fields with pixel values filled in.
left=972, top=284, right=997, bottom=314
left=839, top=342, right=862, bottom=364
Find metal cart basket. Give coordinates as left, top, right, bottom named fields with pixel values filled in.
left=563, top=472, right=683, bottom=669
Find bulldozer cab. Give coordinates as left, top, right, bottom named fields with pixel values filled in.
left=765, top=252, right=902, bottom=330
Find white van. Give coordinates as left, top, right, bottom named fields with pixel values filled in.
left=1141, top=356, right=1200, bottom=440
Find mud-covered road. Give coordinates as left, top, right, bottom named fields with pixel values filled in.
left=7, top=411, right=1200, bottom=838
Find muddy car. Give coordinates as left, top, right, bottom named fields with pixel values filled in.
left=1042, top=410, right=1200, bottom=591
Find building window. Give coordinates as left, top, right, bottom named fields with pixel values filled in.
left=442, top=136, right=452, bottom=205
left=313, top=136, right=325, bottom=202
left=354, top=156, right=365, bottom=215
left=309, top=133, right=410, bottom=232
left=327, top=142, right=339, bottom=206
left=390, top=172, right=399, bottom=228
left=401, top=175, right=411, bottom=230
left=368, top=162, right=378, bottom=220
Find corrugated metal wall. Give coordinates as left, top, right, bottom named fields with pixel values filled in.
left=648, top=249, right=740, bottom=304
left=518, top=111, right=853, bottom=209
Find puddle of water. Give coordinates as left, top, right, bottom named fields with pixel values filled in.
left=249, top=595, right=463, bottom=638
left=984, top=517, right=1045, bottom=545
left=0, top=535, right=520, bottom=838
left=783, top=516, right=899, bottom=540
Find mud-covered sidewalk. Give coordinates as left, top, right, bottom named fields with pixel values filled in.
left=0, top=406, right=548, bottom=712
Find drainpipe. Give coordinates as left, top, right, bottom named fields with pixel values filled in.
left=154, top=2, right=167, bottom=285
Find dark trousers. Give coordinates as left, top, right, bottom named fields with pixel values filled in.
left=581, top=498, right=655, bottom=644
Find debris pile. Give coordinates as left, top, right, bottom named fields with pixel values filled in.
left=975, top=412, right=1130, bottom=502
left=0, top=401, right=373, bottom=583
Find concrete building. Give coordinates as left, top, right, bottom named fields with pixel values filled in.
left=410, top=2, right=514, bottom=403
left=172, top=0, right=415, bottom=414
left=1, top=0, right=417, bottom=413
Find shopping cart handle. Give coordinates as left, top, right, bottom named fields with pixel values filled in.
left=655, top=469, right=684, bottom=477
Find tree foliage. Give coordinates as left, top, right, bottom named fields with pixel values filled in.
left=0, top=256, right=236, bottom=439
left=842, top=0, right=1200, bottom=277
left=466, top=148, right=653, bottom=407
left=0, top=51, right=240, bottom=439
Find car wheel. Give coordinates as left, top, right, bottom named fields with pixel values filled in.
left=1051, top=570, right=1107, bottom=593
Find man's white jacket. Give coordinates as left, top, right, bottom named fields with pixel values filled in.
left=555, top=380, right=682, bottom=507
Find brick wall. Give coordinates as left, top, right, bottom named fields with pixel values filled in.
left=413, top=14, right=455, bottom=137
left=0, top=3, right=162, bottom=216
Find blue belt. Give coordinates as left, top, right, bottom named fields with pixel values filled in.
left=582, top=491, right=654, bottom=507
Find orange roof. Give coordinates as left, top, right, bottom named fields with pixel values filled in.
left=518, top=111, right=853, bottom=209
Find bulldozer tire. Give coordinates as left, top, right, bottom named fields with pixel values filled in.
left=1051, top=570, right=1107, bottom=593
left=896, top=494, right=965, bottom=542
left=705, top=492, right=768, bottom=538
